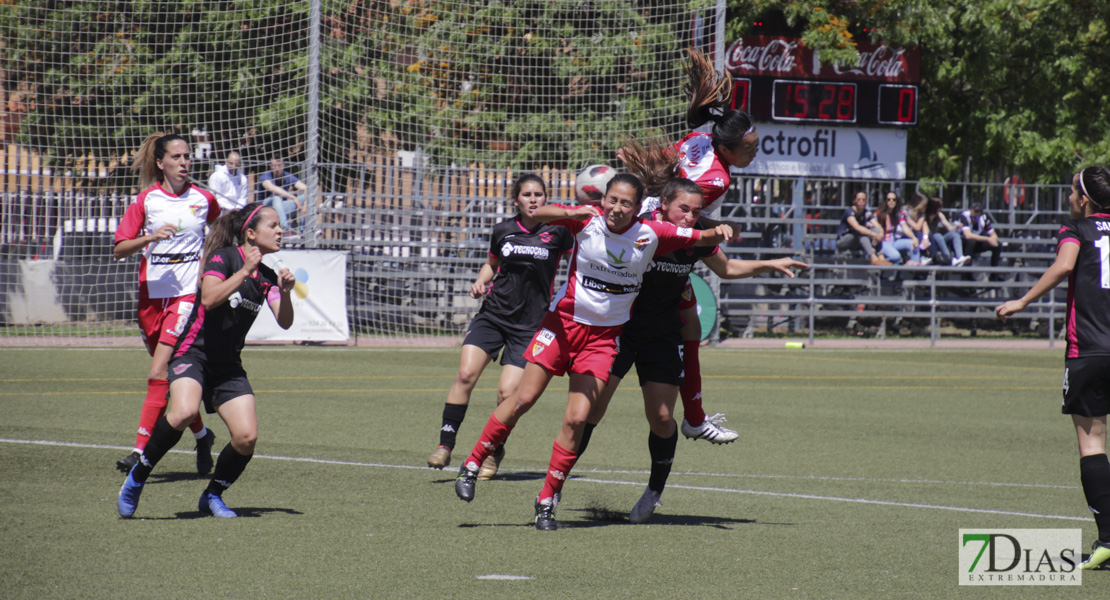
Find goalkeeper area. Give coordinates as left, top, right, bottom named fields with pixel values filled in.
left=1, top=346, right=1099, bottom=598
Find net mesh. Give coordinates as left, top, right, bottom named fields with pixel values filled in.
left=1, top=0, right=709, bottom=344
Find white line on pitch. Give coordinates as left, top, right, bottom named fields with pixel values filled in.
left=0, top=437, right=1086, bottom=521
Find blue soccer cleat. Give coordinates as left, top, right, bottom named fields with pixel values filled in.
left=199, top=491, right=238, bottom=518
left=117, top=469, right=144, bottom=518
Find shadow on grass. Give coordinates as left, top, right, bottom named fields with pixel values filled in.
left=431, top=470, right=546, bottom=485
left=144, top=471, right=211, bottom=484
left=154, top=507, right=305, bottom=520
left=458, top=505, right=784, bottom=530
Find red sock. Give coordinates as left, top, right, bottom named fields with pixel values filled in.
left=464, top=415, right=512, bottom=468
left=134, top=378, right=169, bottom=451
left=187, top=412, right=205, bottom=435
left=539, top=441, right=578, bottom=502
left=680, top=341, right=705, bottom=426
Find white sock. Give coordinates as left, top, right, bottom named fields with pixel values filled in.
left=193, top=426, right=209, bottom=440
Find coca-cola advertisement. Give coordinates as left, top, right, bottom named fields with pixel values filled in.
left=725, top=35, right=920, bottom=83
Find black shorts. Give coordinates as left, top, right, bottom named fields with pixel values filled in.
left=1062, top=356, right=1110, bottom=418
left=462, top=312, right=532, bottom=369
left=610, top=329, right=684, bottom=387
left=168, top=352, right=254, bottom=414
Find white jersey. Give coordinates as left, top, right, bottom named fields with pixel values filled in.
left=548, top=214, right=701, bottom=327
left=115, top=182, right=220, bottom=299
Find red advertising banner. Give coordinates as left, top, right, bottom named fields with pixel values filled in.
left=724, top=35, right=920, bottom=83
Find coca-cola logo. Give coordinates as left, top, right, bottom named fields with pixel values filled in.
left=725, top=38, right=801, bottom=75
left=832, top=46, right=907, bottom=79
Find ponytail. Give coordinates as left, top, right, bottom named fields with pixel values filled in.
left=133, top=132, right=187, bottom=190
left=619, top=135, right=679, bottom=198
left=201, top=202, right=267, bottom=268
left=682, top=49, right=755, bottom=153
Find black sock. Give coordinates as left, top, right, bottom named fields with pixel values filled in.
left=1080, top=453, right=1110, bottom=543
left=133, top=416, right=184, bottom=483
left=206, top=443, right=254, bottom=497
left=647, top=430, right=678, bottom=494
left=438, top=403, right=468, bottom=448
left=578, top=423, right=597, bottom=458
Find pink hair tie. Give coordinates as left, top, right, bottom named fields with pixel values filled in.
left=240, top=205, right=265, bottom=236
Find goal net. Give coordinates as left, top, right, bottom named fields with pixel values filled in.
left=1, top=0, right=713, bottom=345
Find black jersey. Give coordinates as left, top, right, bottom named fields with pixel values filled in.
left=479, top=217, right=574, bottom=331
left=837, top=207, right=873, bottom=237
left=623, top=244, right=718, bottom=336
left=1058, top=214, right=1110, bottom=358
left=173, top=246, right=280, bottom=364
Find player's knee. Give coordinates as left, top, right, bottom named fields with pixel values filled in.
left=231, top=431, right=257, bottom=455
left=166, top=407, right=198, bottom=430
left=455, top=368, right=481, bottom=389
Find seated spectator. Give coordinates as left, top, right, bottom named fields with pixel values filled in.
left=959, top=202, right=1001, bottom=267
left=872, top=193, right=924, bottom=266
left=835, top=191, right=890, bottom=265
left=924, top=195, right=970, bottom=266
left=207, top=151, right=249, bottom=211
left=258, top=157, right=307, bottom=232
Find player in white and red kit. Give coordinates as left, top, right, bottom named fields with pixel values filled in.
left=113, top=133, right=219, bottom=475
left=619, top=48, right=760, bottom=445
left=452, top=173, right=734, bottom=530
left=996, top=166, right=1110, bottom=569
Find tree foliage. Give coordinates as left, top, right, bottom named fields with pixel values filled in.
left=727, top=0, right=1110, bottom=182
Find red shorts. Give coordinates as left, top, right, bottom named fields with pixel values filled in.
left=138, top=291, right=196, bottom=356
left=679, top=280, right=697, bottom=310
left=525, top=311, right=621, bottom=383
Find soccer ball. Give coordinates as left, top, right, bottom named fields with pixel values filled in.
left=574, top=164, right=616, bottom=205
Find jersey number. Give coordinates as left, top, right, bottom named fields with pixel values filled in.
left=1096, top=235, right=1110, bottom=289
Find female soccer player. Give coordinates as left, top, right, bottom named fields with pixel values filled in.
left=113, top=133, right=218, bottom=475
left=580, top=178, right=806, bottom=523
left=426, top=175, right=574, bottom=480
left=995, top=166, right=1110, bottom=570
left=117, top=202, right=295, bottom=518
left=617, top=48, right=761, bottom=446
left=452, top=174, right=733, bottom=530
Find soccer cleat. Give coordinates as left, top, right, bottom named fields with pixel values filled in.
left=629, top=486, right=662, bottom=524
left=198, top=491, right=238, bottom=518
left=681, top=412, right=739, bottom=444
left=534, top=496, right=558, bottom=531
left=116, top=450, right=141, bottom=474
left=117, top=469, right=144, bottom=518
left=1081, top=540, right=1110, bottom=570
left=195, top=429, right=216, bottom=475
left=477, top=445, right=505, bottom=481
left=454, top=461, right=479, bottom=502
left=427, top=446, right=452, bottom=469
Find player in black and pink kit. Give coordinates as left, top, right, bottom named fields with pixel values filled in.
left=619, top=48, right=760, bottom=446
left=118, top=202, right=296, bottom=519
left=996, top=166, right=1110, bottom=569
left=580, top=178, right=806, bottom=523
left=114, top=133, right=218, bottom=475
left=453, top=173, right=735, bottom=530
left=426, top=174, right=574, bottom=479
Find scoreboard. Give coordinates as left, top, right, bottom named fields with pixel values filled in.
left=724, top=36, right=920, bottom=127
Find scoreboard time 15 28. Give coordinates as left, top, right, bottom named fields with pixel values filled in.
left=733, top=77, right=917, bottom=126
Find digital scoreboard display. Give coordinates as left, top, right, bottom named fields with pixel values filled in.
left=732, top=78, right=917, bottom=127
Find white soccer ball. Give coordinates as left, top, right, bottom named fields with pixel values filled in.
left=574, top=164, right=616, bottom=205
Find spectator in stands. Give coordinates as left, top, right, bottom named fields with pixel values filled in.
left=902, top=192, right=931, bottom=251
left=959, top=202, right=1001, bottom=267
left=924, top=195, right=970, bottom=266
left=258, top=157, right=307, bottom=232
left=836, top=191, right=889, bottom=265
left=892, top=192, right=930, bottom=265
left=207, top=151, right=249, bottom=211
left=995, top=165, right=1110, bottom=570
left=872, top=194, right=922, bottom=266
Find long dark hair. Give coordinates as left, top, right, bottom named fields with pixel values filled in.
left=684, top=48, right=754, bottom=152
left=607, top=173, right=645, bottom=204
left=875, top=195, right=901, bottom=234
left=1079, top=166, right=1110, bottom=211
left=202, top=202, right=268, bottom=267
left=509, top=174, right=546, bottom=213
left=133, top=132, right=188, bottom=190
left=619, top=135, right=679, bottom=198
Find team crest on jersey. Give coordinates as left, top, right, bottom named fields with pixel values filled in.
left=189, top=203, right=205, bottom=216
left=685, top=143, right=704, bottom=166
left=682, top=286, right=694, bottom=302
left=539, top=231, right=552, bottom=243
left=634, top=236, right=651, bottom=250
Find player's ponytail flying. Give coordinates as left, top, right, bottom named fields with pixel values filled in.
left=683, top=49, right=754, bottom=155
left=619, top=135, right=679, bottom=198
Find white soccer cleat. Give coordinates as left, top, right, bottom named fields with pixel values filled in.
left=680, top=412, right=739, bottom=444
left=629, top=486, right=662, bottom=524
